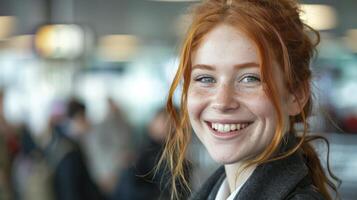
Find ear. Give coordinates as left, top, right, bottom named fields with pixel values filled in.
left=287, top=87, right=310, bottom=116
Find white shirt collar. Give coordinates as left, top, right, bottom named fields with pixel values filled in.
left=215, top=178, right=243, bottom=200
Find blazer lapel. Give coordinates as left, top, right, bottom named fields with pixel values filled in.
left=234, top=151, right=308, bottom=200
left=190, top=166, right=226, bottom=200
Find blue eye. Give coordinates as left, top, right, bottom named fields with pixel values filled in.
left=239, top=75, right=261, bottom=84
left=195, top=76, right=216, bottom=83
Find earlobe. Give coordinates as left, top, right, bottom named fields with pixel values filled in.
left=287, top=88, right=309, bottom=116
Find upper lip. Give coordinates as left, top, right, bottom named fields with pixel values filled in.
left=205, top=119, right=253, bottom=124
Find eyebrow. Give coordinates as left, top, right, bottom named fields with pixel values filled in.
left=192, top=62, right=260, bottom=71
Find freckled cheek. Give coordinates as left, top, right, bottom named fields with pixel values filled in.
left=243, top=93, right=276, bottom=119
left=187, top=87, right=210, bottom=121
left=243, top=94, right=278, bottom=145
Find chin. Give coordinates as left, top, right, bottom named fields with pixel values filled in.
left=207, top=148, right=245, bottom=165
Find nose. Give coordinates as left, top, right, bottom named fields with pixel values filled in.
left=212, top=83, right=239, bottom=112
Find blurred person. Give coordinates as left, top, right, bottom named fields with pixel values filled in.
left=161, top=0, right=340, bottom=200
left=82, top=98, right=134, bottom=195
left=42, top=98, right=105, bottom=200
left=11, top=124, right=47, bottom=200
left=0, top=122, right=11, bottom=200
left=65, top=98, right=91, bottom=141
left=0, top=89, right=20, bottom=200
left=0, top=90, right=20, bottom=161
left=112, top=107, right=191, bottom=200
left=342, top=112, right=357, bottom=133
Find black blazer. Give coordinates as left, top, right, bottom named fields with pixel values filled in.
left=190, top=139, right=325, bottom=200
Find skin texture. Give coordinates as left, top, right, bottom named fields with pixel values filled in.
left=187, top=24, right=298, bottom=192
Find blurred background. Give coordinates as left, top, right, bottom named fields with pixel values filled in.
left=0, top=0, right=355, bottom=199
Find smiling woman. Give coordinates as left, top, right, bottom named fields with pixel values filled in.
left=160, top=0, right=339, bottom=200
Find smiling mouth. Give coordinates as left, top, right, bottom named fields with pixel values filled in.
left=207, top=121, right=252, bottom=133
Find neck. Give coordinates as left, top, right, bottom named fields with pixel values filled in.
left=224, top=162, right=256, bottom=193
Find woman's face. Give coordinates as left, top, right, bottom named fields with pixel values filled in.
left=187, top=24, right=291, bottom=164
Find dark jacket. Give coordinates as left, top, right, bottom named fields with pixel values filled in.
left=46, top=129, right=105, bottom=200
left=112, top=137, right=170, bottom=200
left=190, top=139, right=324, bottom=200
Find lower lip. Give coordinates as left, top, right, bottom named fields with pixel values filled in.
left=207, top=123, right=251, bottom=140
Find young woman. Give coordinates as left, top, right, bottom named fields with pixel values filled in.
left=161, top=0, right=338, bottom=199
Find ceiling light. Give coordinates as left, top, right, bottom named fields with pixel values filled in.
left=98, top=35, right=139, bottom=62
left=35, top=24, right=85, bottom=59
left=300, top=4, right=337, bottom=30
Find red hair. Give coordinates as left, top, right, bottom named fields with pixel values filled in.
left=160, top=0, right=339, bottom=199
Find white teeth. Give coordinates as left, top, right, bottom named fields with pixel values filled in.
left=224, top=124, right=230, bottom=132
left=218, top=124, right=224, bottom=132
left=211, top=122, right=250, bottom=132
left=230, top=124, right=236, bottom=131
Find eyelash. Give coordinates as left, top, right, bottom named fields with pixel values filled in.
left=194, top=75, right=216, bottom=83
left=239, top=74, right=261, bottom=83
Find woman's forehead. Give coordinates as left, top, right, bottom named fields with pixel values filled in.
left=191, top=24, right=260, bottom=68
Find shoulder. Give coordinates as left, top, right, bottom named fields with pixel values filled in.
left=286, top=182, right=325, bottom=200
